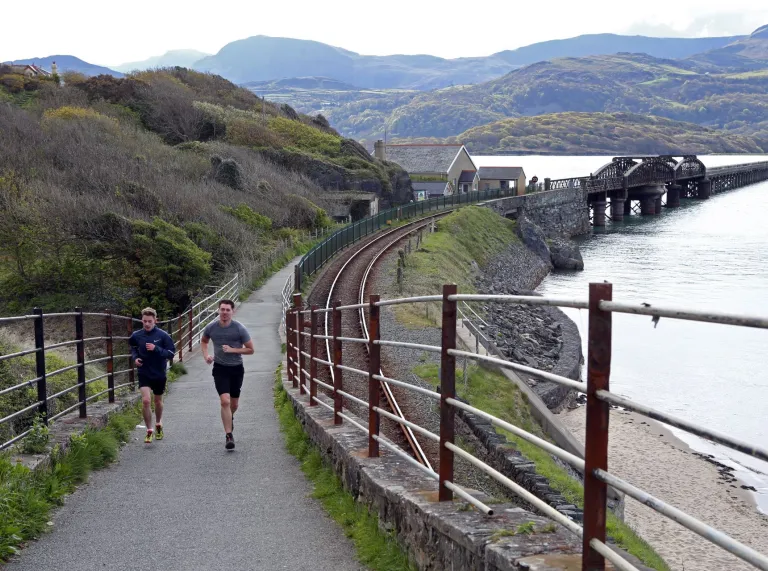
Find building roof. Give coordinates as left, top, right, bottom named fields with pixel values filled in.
left=478, top=166, right=525, bottom=180
left=458, top=170, right=477, bottom=184
left=384, top=144, right=464, bottom=174
left=412, top=181, right=449, bottom=195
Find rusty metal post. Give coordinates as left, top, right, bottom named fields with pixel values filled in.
left=75, top=308, right=86, bottom=418
left=188, top=309, right=193, bottom=351
left=309, top=305, right=318, bottom=406
left=439, top=284, right=457, bottom=501
left=332, top=300, right=343, bottom=425
left=177, top=313, right=183, bottom=362
left=368, top=294, right=381, bottom=457
left=127, top=318, right=135, bottom=390
left=32, top=308, right=48, bottom=424
left=106, top=311, right=115, bottom=403
left=286, top=309, right=294, bottom=386
left=582, top=282, right=613, bottom=571
left=294, top=293, right=305, bottom=395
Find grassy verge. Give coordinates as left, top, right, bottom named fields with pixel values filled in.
left=0, top=362, right=186, bottom=562
left=413, top=362, right=669, bottom=571
left=273, top=364, right=415, bottom=571
left=393, top=207, right=518, bottom=327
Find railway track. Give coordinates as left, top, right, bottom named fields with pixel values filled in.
left=306, top=215, right=445, bottom=468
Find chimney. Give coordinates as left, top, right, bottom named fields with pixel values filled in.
left=373, top=139, right=386, bottom=161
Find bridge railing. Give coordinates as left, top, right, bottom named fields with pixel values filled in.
left=286, top=283, right=768, bottom=571
left=295, top=187, right=517, bottom=291
left=0, top=274, right=242, bottom=451
left=706, top=160, right=768, bottom=176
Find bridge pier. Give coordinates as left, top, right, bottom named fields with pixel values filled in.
left=610, top=198, right=625, bottom=222
left=666, top=184, right=681, bottom=208
left=697, top=179, right=711, bottom=199
left=623, top=199, right=632, bottom=216
left=640, top=197, right=656, bottom=216
left=654, top=196, right=663, bottom=215
left=593, top=200, right=607, bottom=227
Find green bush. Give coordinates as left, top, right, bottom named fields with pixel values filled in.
left=221, top=203, right=272, bottom=232
left=20, top=416, right=49, bottom=454
left=127, top=217, right=212, bottom=315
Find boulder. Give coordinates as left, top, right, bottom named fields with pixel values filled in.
left=549, top=238, right=584, bottom=270
left=515, top=216, right=552, bottom=267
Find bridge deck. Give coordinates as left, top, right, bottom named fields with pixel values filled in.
left=7, top=261, right=363, bottom=571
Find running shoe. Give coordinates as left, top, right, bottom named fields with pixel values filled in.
left=144, top=429, right=153, bottom=444
left=155, top=424, right=164, bottom=440
left=225, top=433, right=235, bottom=450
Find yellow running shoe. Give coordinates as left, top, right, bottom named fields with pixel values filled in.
left=144, top=429, right=153, bottom=444
left=155, top=424, right=164, bottom=441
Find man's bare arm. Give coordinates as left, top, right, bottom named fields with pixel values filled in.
left=222, top=340, right=254, bottom=355
left=201, top=336, right=213, bottom=364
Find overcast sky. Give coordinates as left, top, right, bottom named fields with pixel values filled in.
left=2, top=1, right=767, bottom=66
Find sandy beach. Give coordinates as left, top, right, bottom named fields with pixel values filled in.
left=558, top=406, right=768, bottom=571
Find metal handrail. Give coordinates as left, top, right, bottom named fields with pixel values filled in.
left=284, top=282, right=768, bottom=570
left=0, top=268, right=242, bottom=450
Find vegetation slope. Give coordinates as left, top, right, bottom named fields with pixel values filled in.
left=0, top=66, right=410, bottom=317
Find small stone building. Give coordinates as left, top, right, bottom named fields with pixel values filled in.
left=478, top=166, right=527, bottom=196
left=373, top=142, right=479, bottom=194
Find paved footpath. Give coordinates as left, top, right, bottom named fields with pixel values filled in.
left=9, top=262, right=364, bottom=571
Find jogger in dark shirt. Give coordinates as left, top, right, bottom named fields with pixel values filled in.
left=129, top=307, right=175, bottom=444
left=201, top=299, right=254, bottom=450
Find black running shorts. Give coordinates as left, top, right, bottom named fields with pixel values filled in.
left=138, top=375, right=167, bottom=396
left=213, top=363, right=245, bottom=398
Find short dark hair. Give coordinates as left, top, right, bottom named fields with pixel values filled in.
left=219, top=299, right=235, bottom=310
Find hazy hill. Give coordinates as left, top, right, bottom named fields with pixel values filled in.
left=689, top=24, right=768, bottom=68
left=5, top=55, right=122, bottom=77
left=194, top=33, right=742, bottom=90
left=316, top=40, right=768, bottom=145
left=113, top=49, right=211, bottom=73
left=493, top=33, right=744, bottom=66
left=421, top=112, right=766, bottom=155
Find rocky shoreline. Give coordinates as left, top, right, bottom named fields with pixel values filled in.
left=472, top=215, right=585, bottom=410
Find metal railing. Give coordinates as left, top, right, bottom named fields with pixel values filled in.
left=294, top=187, right=518, bottom=291
left=0, top=275, right=242, bottom=451
left=285, top=282, right=768, bottom=571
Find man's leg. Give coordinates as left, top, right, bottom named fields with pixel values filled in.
left=140, top=385, right=154, bottom=443
left=154, top=395, right=164, bottom=425
left=229, top=366, right=244, bottom=431
left=153, top=378, right=166, bottom=427
left=220, top=393, right=233, bottom=434
left=141, top=386, right=153, bottom=429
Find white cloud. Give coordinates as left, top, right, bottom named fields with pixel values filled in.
left=625, top=10, right=768, bottom=38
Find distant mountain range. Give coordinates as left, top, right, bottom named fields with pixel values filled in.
left=10, top=31, right=748, bottom=90
left=113, top=49, right=211, bottom=73
left=3, top=55, right=123, bottom=78
left=193, top=33, right=745, bottom=89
